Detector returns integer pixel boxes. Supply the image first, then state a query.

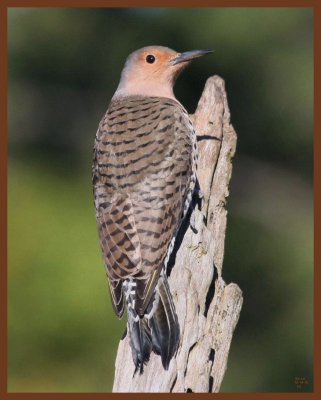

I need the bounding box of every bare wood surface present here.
[113,76,243,393]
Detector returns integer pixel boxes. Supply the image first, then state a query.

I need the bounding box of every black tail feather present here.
[127,274,180,373]
[128,316,153,374]
[149,275,180,369]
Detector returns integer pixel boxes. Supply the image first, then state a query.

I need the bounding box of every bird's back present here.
[93,95,196,309]
[95,95,194,190]
[93,95,197,371]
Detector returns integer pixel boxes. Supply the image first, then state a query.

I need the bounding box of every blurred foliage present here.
[8,8,313,392]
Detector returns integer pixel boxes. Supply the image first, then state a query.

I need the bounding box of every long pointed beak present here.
[170,49,213,65]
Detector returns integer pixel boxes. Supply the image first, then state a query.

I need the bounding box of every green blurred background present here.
[8,8,313,392]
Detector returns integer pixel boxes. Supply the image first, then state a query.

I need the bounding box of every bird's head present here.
[114,46,212,100]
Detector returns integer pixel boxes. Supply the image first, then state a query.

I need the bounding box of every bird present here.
[92,45,212,373]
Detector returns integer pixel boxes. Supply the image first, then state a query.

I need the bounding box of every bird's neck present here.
[113,80,177,101]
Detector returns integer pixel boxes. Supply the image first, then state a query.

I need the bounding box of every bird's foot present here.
[193,179,204,211]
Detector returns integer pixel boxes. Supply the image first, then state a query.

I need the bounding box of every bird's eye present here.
[146,54,156,64]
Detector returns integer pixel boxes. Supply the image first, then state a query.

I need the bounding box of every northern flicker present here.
[92,46,212,373]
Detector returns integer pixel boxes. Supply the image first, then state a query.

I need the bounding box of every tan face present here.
[114,46,212,100]
[122,46,185,87]
[135,47,178,67]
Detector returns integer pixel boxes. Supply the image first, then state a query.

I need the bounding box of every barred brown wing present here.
[93,95,194,317]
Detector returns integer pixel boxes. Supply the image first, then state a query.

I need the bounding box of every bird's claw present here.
[193,184,204,211]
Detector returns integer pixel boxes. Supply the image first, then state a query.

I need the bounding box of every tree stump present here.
[112,75,243,393]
